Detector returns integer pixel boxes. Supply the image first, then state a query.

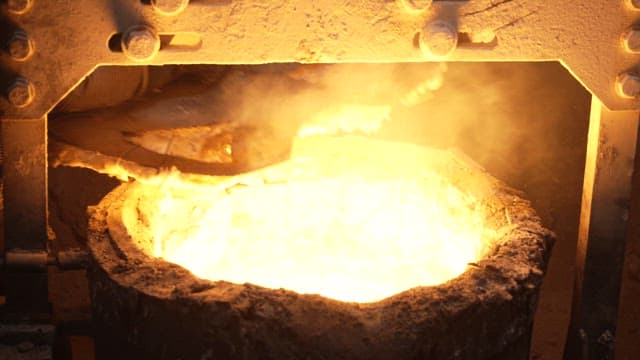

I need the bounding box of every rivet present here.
[419,21,458,59]
[7,78,35,108]
[121,25,161,62]
[151,0,189,16]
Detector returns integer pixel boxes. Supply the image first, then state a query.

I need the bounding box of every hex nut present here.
[151,0,189,16]
[7,31,34,61]
[7,0,33,14]
[121,25,161,62]
[7,78,35,108]
[399,0,433,12]
[419,21,458,59]
[616,73,640,99]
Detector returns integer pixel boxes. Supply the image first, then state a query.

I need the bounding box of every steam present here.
[71,62,587,190]
[209,61,588,187]
[213,62,447,140]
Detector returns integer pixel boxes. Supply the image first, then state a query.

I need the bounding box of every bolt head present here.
[616,73,640,99]
[151,0,189,16]
[628,0,640,10]
[7,79,35,108]
[7,31,33,61]
[622,28,640,53]
[121,25,160,62]
[399,0,432,12]
[7,0,33,14]
[419,21,458,59]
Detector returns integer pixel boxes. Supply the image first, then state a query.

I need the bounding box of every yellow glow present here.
[298,104,392,137]
[123,135,497,303]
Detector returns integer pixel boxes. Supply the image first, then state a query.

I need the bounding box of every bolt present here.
[151,0,189,16]
[616,73,640,98]
[7,31,33,61]
[6,78,35,108]
[7,0,33,14]
[623,28,640,53]
[628,0,640,10]
[419,21,458,59]
[399,0,433,12]
[121,25,161,62]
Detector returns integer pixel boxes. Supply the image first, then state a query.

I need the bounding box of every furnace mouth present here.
[97,135,548,303]
[88,136,554,359]
[122,136,503,302]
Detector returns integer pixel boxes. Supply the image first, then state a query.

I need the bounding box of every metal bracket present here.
[1,0,640,117]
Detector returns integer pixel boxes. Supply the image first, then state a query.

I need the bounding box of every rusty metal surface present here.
[565,97,640,360]
[1,118,47,250]
[0,0,639,118]
[1,117,49,314]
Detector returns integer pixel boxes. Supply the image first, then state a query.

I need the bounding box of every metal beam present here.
[564,97,640,360]
[1,116,49,316]
[1,0,640,118]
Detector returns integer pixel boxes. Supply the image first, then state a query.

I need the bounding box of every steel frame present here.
[1,1,639,358]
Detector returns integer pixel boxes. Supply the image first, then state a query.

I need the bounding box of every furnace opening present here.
[122,136,503,302]
[51,62,569,303]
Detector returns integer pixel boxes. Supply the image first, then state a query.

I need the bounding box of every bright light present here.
[123,135,497,303]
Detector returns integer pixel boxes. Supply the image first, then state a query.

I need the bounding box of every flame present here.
[121,129,498,303]
[297,104,392,137]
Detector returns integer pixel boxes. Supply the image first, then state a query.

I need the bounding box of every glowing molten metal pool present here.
[122,136,499,302]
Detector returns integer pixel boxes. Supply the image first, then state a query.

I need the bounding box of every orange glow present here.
[122,134,498,303]
[297,104,392,137]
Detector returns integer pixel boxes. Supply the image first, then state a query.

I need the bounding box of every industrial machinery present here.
[1,1,639,358]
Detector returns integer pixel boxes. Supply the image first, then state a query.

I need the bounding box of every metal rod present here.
[0,249,89,270]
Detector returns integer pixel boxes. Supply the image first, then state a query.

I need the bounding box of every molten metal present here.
[123,136,499,303]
